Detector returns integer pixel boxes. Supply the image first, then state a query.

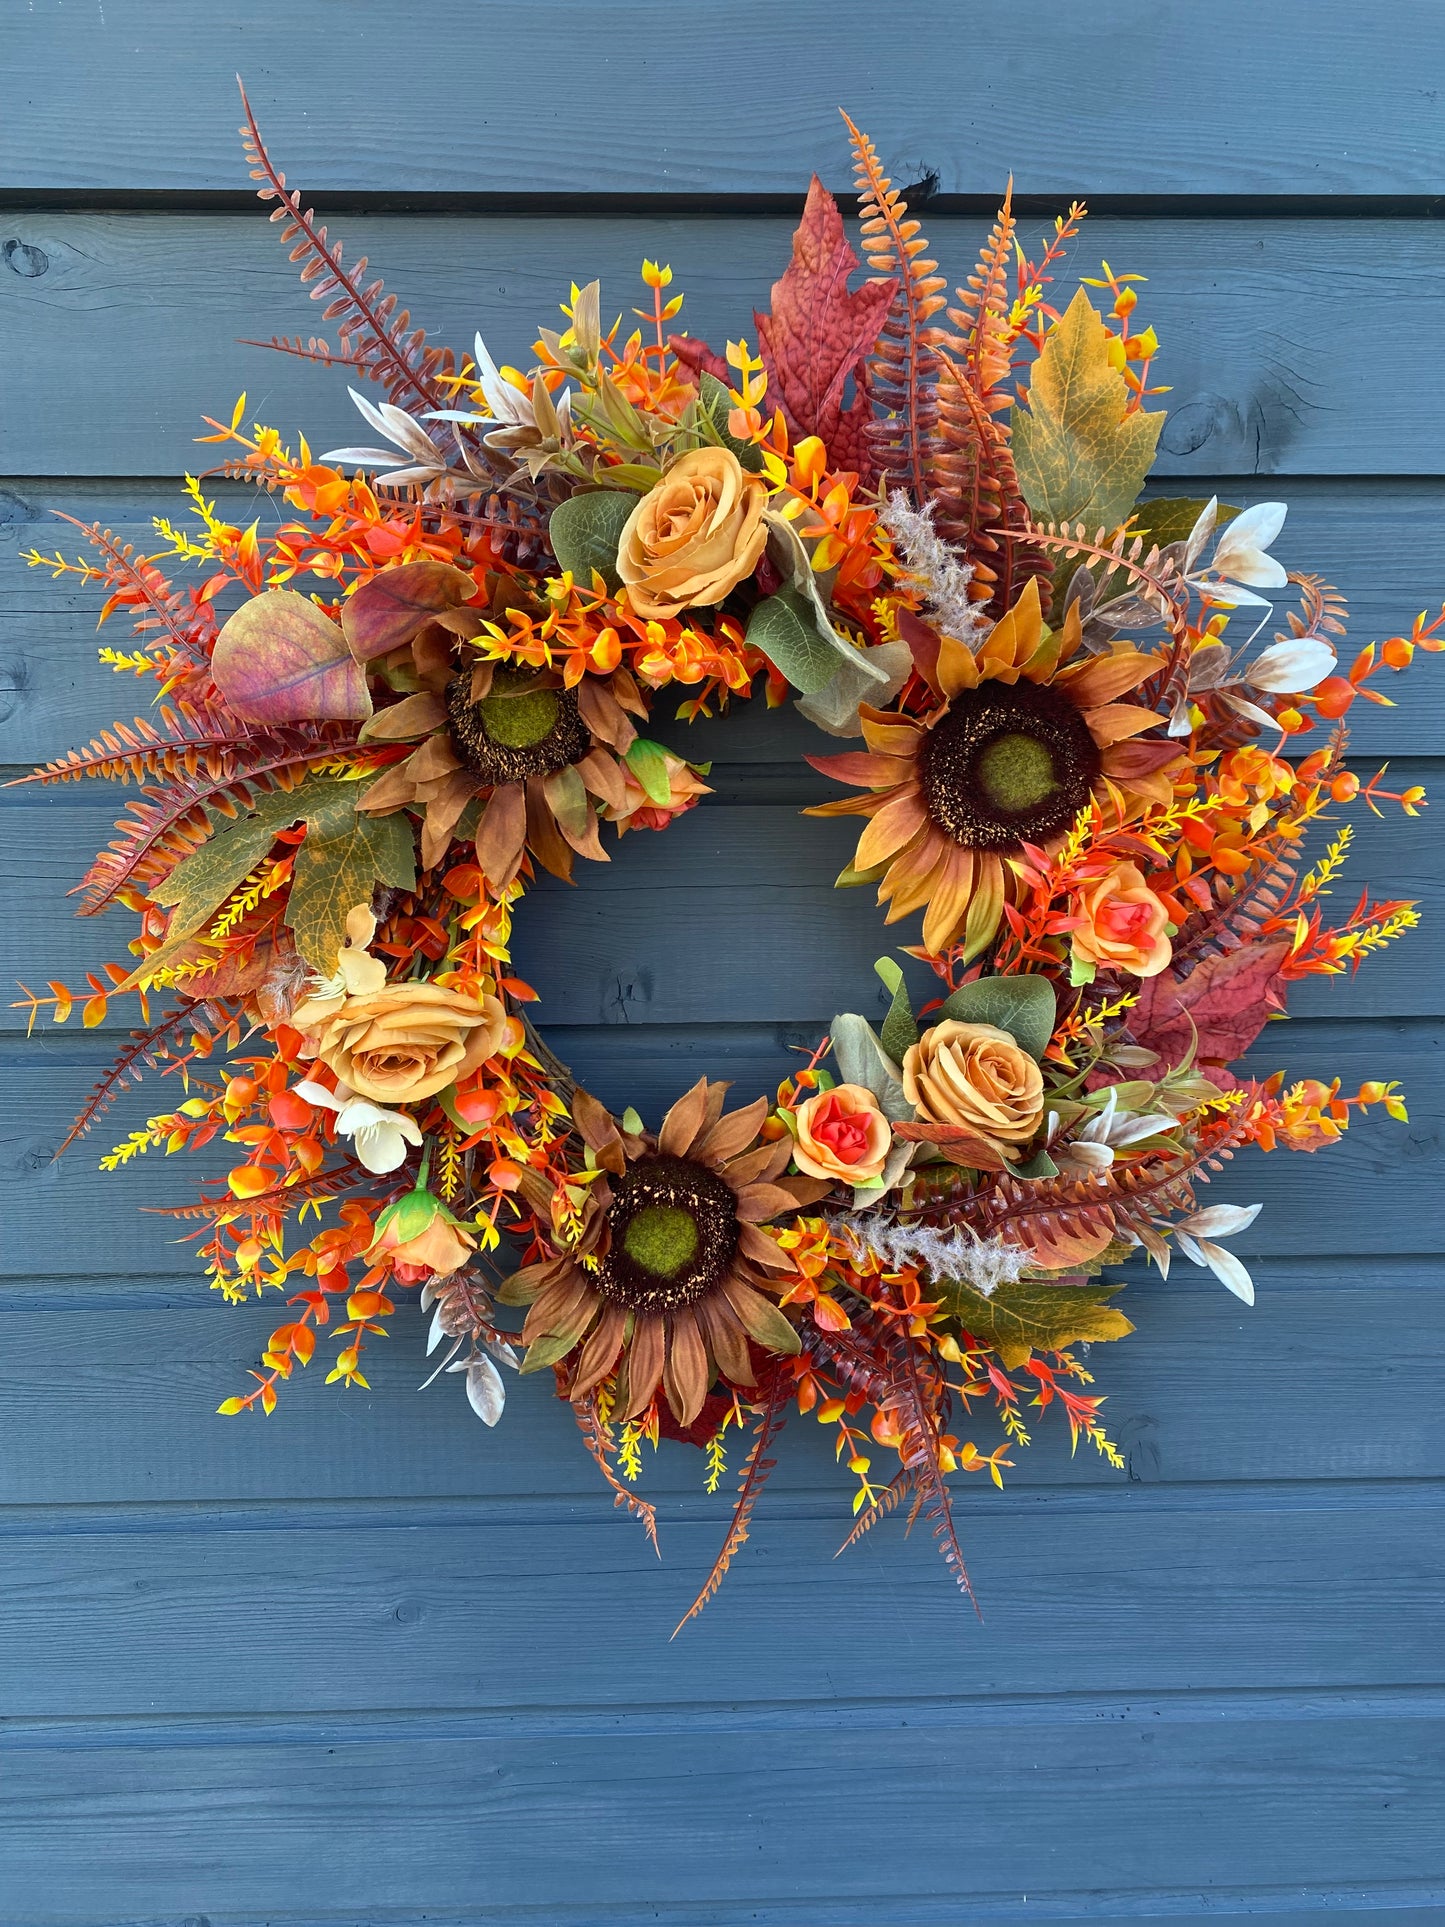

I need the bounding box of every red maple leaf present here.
[754,176,897,482]
[1125,940,1293,1073]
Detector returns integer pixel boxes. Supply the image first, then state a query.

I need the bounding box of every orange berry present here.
[1330,772,1361,803]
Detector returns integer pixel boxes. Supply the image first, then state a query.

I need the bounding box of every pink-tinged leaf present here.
[666,334,730,385]
[340,561,478,662]
[753,177,898,480]
[212,590,371,723]
[1126,940,1292,1071]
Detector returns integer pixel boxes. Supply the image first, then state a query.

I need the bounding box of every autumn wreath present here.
[17,96,1440,1620]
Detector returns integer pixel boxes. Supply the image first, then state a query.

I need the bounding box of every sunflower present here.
[807,578,1184,957]
[499,1079,831,1426]
[358,655,654,884]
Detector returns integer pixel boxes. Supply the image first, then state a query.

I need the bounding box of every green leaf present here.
[726,1286,802,1356]
[547,490,636,591]
[874,956,918,1061]
[697,371,765,472]
[829,1013,911,1122]
[520,1329,585,1375]
[746,589,844,695]
[151,787,302,941]
[624,737,674,805]
[1013,1147,1060,1181]
[936,974,1056,1061]
[620,1106,644,1136]
[1130,497,1239,550]
[1069,951,1097,988]
[1012,289,1164,539]
[933,1277,1134,1371]
[281,777,417,972]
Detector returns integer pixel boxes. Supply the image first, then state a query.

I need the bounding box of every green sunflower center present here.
[975,731,1060,814]
[477,677,560,748]
[622,1204,699,1278]
[446,665,589,784]
[920,677,1101,851]
[597,1153,739,1315]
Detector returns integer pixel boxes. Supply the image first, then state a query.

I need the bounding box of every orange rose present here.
[1071,862,1173,979]
[616,447,768,618]
[902,1020,1044,1155]
[295,982,506,1104]
[604,749,711,834]
[792,1083,891,1183]
[369,1188,477,1281]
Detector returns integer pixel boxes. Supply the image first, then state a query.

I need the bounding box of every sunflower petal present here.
[662,1310,709,1425]
[694,1095,768,1166]
[1084,702,1166,746]
[620,1313,667,1418]
[804,749,912,788]
[658,1077,711,1157]
[723,1137,793,1187]
[921,840,975,955]
[855,787,929,870]
[959,851,1007,960]
[721,1276,802,1355]
[1057,648,1157,707]
[475,781,527,887]
[737,1220,792,1270]
[697,1291,755,1384]
[568,1301,628,1401]
[732,1181,809,1222]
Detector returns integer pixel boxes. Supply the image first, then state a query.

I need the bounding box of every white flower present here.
[1245,635,1337,694]
[320,387,450,488]
[1173,1202,1263,1304]
[294,1080,423,1174]
[1047,1089,1178,1179]
[1188,499,1289,608]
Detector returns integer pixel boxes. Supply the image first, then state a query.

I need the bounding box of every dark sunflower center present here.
[596,1153,739,1315]
[919,677,1100,850]
[446,666,589,784]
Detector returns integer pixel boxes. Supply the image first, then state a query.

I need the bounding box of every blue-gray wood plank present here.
[1,4,1442,1920]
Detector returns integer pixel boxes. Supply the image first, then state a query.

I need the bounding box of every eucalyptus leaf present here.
[936,974,1057,1062]
[829,1013,911,1122]
[1013,1147,1060,1181]
[548,490,636,591]
[745,589,843,695]
[874,956,918,1061]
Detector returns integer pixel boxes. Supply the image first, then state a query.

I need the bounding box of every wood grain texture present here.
[0,1492,1438,1715]
[4,0,1445,196]
[2,213,1444,476]
[0,1707,1439,1919]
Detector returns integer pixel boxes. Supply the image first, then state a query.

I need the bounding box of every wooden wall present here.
[2,3,1443,1919]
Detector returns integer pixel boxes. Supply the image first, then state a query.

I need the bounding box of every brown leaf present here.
[340,561,477,662]
[753,177,897,479]
[892,1120,1015,1171]
[1126,940,1292,1071]
[212,590,371,724]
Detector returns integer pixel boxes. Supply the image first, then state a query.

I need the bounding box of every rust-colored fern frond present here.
[1169,849,1304,974]
[57,519,216,668]
[887,1336,978,1613]
[842,112,947,504]
[1286,572,1349,641]
[237,82,457,419]
[933,356,1054,617]
[574,1396,661,1557]
[236,333,373,373]
[77,734,356,915]
[142,1155,374,1223]
[58,1000,239,1155]
[11,702,242,790]
[673,1376,788,1634]
[835,1467,910,1556]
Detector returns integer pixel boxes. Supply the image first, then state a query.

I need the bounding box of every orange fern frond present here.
[842,111,947,504]
[11,703,241,789]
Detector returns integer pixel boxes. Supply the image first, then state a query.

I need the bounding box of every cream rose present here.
[295,982,506,1104]
[902,1020,1044,1155]
[616,446,768,618]
[792,1083,891,1184]
[1071,862,1173,979]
